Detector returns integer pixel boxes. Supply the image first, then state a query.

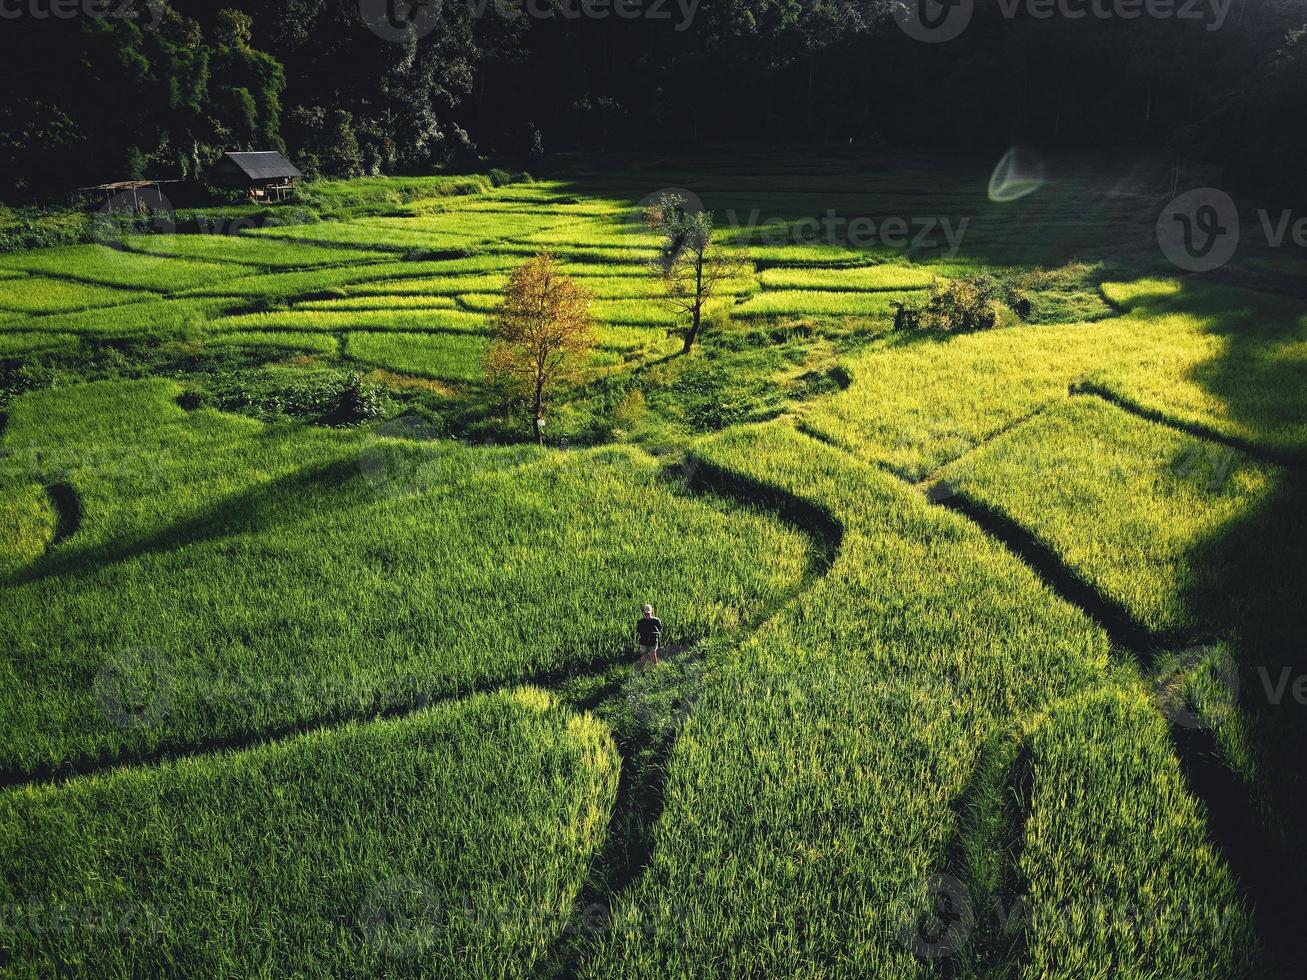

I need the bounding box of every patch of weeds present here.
[185,365,397,427]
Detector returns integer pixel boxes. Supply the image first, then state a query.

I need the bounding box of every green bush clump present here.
[488,168,531,187]
[330,371,390,426]
[0,205,96,253]
[893,274,1025,333]
[191,366,394,426]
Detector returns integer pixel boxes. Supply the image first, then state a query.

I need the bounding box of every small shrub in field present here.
[895,274,1022,333]
[330,371,390,426]
[488,168,530,187]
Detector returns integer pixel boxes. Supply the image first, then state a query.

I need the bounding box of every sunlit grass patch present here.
[1018,685,1255,978]
[557,262,651,277]
[123,234,391,269]
[0,275,154,314]
[519,224,664,251]
[488,241,661,263]
[246,220,490,253]
[0,244,246,292]
[583,422,1108,975]
[355,213,563,239]
[295,295,460,311]
[28,297,231,341]
[182,257,521,301]
[212,308,488,335]
[345,330,487,381]
[742,243,875,266]
[350,274,510,297]
[0,480,55,578]
[0,330,81,358]
[940,397,1279,636]
[802,317,1204,480]
[758,264,939,291]
[1100,277,1183,311]
[1083,325,1307,459]
[451,198,631,218]
[0,380,809,771]
[0,689,618,977]
[734,288,922,319]
[457,292,680,328]
[592,324,674,352]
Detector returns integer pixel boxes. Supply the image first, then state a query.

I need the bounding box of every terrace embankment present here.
[930,489,1167,656]
[922,447,1295,976]
[1073,384,1307,471]
[540,452,846,978]
[1,436,839,796]
[44,481,81,547]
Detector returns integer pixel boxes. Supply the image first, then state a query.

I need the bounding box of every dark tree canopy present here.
[2,0,1304,201]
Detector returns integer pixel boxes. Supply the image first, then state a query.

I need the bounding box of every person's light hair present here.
[643,604,653,614]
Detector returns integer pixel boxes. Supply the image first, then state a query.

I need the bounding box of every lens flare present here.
[988,148,1046,203]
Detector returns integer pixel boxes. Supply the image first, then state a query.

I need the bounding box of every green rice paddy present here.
[2,159,1304,976]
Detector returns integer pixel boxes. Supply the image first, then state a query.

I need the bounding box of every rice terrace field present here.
[2,154,1306,978]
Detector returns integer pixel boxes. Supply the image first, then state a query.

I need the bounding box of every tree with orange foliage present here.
[485,253,595,444]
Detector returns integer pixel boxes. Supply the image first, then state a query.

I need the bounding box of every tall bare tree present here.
[647,193,747,353]
[485,254,595,444]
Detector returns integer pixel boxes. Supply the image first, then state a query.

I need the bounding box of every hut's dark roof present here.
[214,151,303,181]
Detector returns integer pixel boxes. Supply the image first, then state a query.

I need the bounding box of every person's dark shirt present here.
[637,616,662,646]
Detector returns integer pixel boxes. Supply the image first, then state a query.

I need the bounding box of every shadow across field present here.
[7,459,369,588]
[942,277,1306,973]
[1175,471,1307,973]
[1,434,848,980]
[45,481,80,546]
[931,487,1172,656]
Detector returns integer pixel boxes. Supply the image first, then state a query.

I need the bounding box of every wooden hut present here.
[210,151,303,203]
[73,179,172,211]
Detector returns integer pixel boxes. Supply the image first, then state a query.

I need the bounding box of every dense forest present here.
[2,0,1304,201]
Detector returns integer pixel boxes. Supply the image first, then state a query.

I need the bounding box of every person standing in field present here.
[637,604,662,667]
